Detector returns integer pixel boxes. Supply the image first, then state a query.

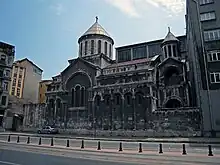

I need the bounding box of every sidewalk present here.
[1,131,220,144]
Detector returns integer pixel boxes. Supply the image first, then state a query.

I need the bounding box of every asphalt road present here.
[0,142,220,165]
[0,134,219,155]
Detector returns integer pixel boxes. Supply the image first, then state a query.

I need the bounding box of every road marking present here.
[0,161,22,165]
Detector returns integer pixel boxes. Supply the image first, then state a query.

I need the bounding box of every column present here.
[109,96,113,130]
[100,99,104,130]
[132,96,136,130]
[54,99,57,121]
[63,102,67,128]
[92,100,95,129]
[121,95,125,129]
[171,44,174,57]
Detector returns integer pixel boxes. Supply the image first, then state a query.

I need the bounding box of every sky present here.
[0,0,186,79]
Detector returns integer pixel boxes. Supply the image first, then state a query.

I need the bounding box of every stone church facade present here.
[23,18,201,136]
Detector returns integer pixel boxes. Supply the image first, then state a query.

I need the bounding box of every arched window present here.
[81,87,85,106]
[98,40,101,53]
[85,41,88,55]
[80,43,83,56]
[109,44,112,58]
[168,45,172,57]
[91,40,94,54]
[116,95,120,105]
[173,45,177,57]
[164,46,167,58]
[105,42,107,55]
[126,95,131,105]
[71,88,74,107]
[137,95,142,105]
[75,86,80,107]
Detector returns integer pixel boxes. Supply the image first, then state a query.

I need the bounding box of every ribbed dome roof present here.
[162,27,179,44]
[82,17,110,37]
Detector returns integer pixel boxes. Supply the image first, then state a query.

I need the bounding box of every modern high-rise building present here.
[9,58,43,103]
[0,41,15,127]
[187,0,220,136]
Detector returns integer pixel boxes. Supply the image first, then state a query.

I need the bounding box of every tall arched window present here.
[81,87,85,106]
[75,86,80,107]
[85,41,88,55]
[173,45,177,57]
[105,41,107,55]
[168,45,172,57]
[91,40,94,54]
[98,40,101,53]
[80,43,83,56]
[71,89,74,107]
[109,44,112,58]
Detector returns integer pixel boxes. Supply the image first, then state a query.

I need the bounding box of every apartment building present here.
[187,0,220,136]
[10,58,43,103]
[38,80,52,104]
[0,41,15,127]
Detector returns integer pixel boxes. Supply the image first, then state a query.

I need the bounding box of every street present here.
[0,141,220,165]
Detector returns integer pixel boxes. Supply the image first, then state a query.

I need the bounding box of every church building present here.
[28,17,201,134]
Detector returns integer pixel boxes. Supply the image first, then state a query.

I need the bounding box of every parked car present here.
[37,126,59,134]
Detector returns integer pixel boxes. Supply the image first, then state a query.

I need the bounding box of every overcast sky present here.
[0,0,186,79]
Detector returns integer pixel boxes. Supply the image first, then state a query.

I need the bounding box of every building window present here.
[3,82,8,91]
[168,45,172,57]
[115,95,120,105]
[199,0,214,5]
[200,12,216,21]
[137,95,142,105]
[133,46,147,60]
[80,43,83,56]
[208,50,220,62]
[0,55,6,61]
[1,96,7,106]
[104,42,107,55]
[126,95,131,105]
[210,73,220,83]
[75,86,80,107]
[91,40,94,54]
[18,79,21,87]
[109,44,112,58]
[17,88,20,97]
[204,29,220,41]
[14,66,18,73]
[5,70,10,77]
[19,68,23,75]
[71,88,74,107]
[98,40,102,53]
[12,78,16,86]
[81,87,85,106]
[85,41,88,55]
[164,46,167,58]
[173,45,177,57]
[11,87,15,95]
[118,49,131,62]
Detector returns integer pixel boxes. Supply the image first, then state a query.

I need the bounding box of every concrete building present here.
[22,17,201,137]
[0,41,15,127]
[186,0,220,136]
[10,58,43,103]
[38,80,52,104]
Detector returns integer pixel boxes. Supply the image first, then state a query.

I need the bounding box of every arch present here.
[114,93,122,105]
[135,92,144,106]
[124,92,132,106]
[103,94,111,106]
[163,96,183,108]
[163,66,181,86]
[94,95,101,106]
[65,71,92,90]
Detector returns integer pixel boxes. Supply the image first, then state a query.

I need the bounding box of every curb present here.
[1,133,220,144]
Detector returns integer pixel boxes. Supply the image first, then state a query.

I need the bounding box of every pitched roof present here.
[162,28,179,44]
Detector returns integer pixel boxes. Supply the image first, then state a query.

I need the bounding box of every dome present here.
[162,27,179,44]
[81,17,110,37]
